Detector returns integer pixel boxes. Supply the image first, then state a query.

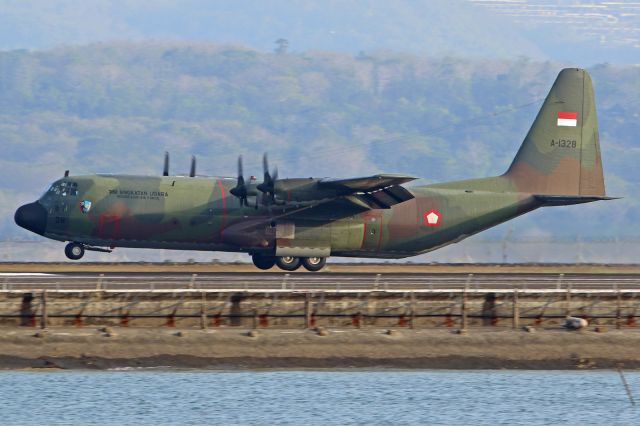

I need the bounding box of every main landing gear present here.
[251,254,327,272]
[276,256,301,271]
[300,256,326,272]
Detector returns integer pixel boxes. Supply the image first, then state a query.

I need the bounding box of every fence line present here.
[4,287,640,331]
[2,273,640,291]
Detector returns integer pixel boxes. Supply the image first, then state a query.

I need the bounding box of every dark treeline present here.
[1,43,638,239]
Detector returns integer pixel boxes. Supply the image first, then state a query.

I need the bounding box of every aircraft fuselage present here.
[16,174,540,259]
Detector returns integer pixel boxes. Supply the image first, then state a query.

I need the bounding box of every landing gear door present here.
[274,222,331,257]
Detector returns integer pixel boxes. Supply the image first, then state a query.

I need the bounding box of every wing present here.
[318,173,418,209]
[236,173,418,227]
[266,174,418,224]
[319,173,417,191]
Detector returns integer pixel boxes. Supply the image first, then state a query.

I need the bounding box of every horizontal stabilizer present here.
[535,194,618,206]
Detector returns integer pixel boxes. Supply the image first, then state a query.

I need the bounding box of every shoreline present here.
[4,356,640,371]
[2,327,640,371]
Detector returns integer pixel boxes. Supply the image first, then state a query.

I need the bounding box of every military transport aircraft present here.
[15,68,610,271]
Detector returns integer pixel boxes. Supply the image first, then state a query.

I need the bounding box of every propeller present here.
[229,155,249,206]
[257,153,278,204]
[163,152,170,176]
[189,155,196,177]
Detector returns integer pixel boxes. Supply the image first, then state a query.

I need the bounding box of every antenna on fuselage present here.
[163,152,170,176]
[189,155,196,177]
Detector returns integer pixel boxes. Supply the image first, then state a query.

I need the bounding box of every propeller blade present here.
[229,155,248,206]
[256,153,280,206]
[189,155,196,177]
[263,153,269,181]
[257,153,275,195]
[163,152,170,176]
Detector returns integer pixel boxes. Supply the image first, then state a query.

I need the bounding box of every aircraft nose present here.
[14,202,47,235]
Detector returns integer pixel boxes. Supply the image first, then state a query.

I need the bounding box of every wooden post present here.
[617,289,622,330]
[461,285,468,331]
[410,292,416,329]
[200,291,207,330]
[363,294,370,329]
[512,289,519,329]
[304,293,311,329]
[565,285,572,318]
[40,290,47,329]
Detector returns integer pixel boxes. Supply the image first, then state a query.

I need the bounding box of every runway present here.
[2,271,640,291]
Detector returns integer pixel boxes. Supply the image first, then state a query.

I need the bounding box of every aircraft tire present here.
[301,257,326,272]
[252,254,276,270]
[276,256,301,271]
[64,243,85,260]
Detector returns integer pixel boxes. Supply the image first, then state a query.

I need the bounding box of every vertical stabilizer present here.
[505,68,605,196]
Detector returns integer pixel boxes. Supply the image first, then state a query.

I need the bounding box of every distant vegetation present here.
[1,43,638,240]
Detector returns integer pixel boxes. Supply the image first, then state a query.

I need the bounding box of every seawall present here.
[1,288,640,369]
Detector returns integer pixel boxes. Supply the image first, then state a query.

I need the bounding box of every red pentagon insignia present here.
[423,209,441,227]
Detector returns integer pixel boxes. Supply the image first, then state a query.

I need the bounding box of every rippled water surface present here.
[2,370,640,425]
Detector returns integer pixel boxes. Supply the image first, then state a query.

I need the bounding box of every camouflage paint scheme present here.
[16,69,609,260]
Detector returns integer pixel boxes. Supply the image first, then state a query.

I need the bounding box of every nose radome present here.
[15,202,47,235]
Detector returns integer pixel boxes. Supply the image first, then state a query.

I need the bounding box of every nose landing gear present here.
[64,242,112,260]
[64,242,85,260]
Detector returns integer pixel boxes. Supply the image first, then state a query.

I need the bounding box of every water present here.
[1,370,639,425]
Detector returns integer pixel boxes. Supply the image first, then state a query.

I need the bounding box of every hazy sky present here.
[1,0,637,64]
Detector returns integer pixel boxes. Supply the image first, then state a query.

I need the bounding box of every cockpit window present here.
[48,181,78,197]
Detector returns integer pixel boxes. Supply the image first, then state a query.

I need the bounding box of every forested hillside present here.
[1,43,638,240]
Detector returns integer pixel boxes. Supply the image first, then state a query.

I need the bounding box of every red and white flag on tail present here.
[557,111,577,127]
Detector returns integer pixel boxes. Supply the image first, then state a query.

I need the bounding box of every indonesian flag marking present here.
[557,111,577,127]
[423,209,441,227]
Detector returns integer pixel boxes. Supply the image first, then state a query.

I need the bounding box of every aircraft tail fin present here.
[504,68,605,197]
